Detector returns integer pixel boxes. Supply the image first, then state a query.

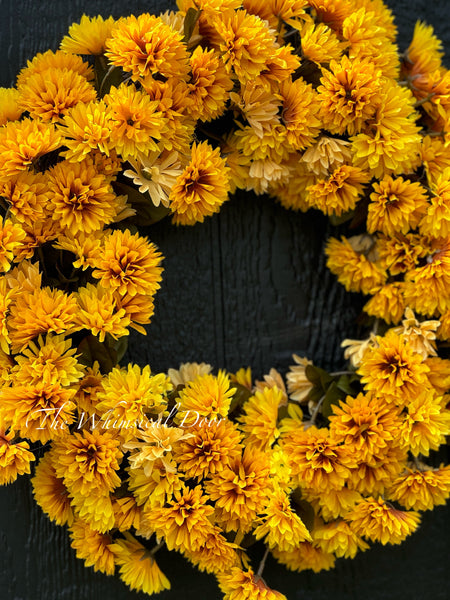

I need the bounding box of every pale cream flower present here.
[341,334,378,368]
[393,307,440,359]
[255,368,288,405]
[167,362,213,387]
[286,355,314,403]
[301,136,352,177]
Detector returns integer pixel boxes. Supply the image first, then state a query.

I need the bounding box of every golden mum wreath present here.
[1,1,450,598]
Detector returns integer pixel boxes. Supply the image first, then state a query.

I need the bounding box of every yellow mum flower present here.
[14,219,60,262]
[345,496,420,545]
[306,164,370,216]
[0,87,22,125]
[16,49,93,87]
[113,291,155,335]
[109,533,170,594]
[188,46,233,122]
[272,541,335,573]
[205,446,271,533]
[363,282,407,325]
[318,56,381,136]
[421,135,450,186]
[347,443,408,496]
[105,13,189,81]
[170,141,230,225]
[52,429,122,497]
[53,230,105,271]
[104,83,168,160]
[253,486,312,551]
[98,364,171,425]
[392,307,439,359]
[238,386,284,451]
[70,490,116,533]
[231,82,281,139]
[282,425,355,492]
[112,495,141,532]
[8,286,77,353]
[400,392,450,456]
[60,15,116,55]
[419,169,450,238]
[367,175,429,236]
[404,21,443,79]
[302,486,361,521]
[329,393,401,463]
[214,9,277,84]
[325,235,387,295]
[47,159,119,235]
[0,429,35,485]
[300,20,346,65]
[0,171,47,223]
[17,67,96,123]
[59,100,112,162]
[0,219,26,273]
[70,518,115,575]
[0,118,63,180]
[388,465,450,511]
[173,418,242,479]
[12,334,84,387]
[186,527,240,575]
[0,381,76,443]
[218,567,287,600]
[313,519,369,559]
[91,228,163,297]
[128,458,183,510]
[279,77,321,151]
[309,0,351,32]
[254,44,300,90]
[74,283,131,342]
[175,370,236,424]
[358,331,430,405]
[144,484,214,551]
[377,233,429,277]
[31,452,73,526]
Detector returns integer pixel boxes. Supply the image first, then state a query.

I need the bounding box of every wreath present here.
[0,1,450,598]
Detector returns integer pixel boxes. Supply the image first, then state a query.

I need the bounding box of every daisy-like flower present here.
[301,136,352,178]
[70,490,116,533]
[0,118,63,180]
[17,67,96,123]
[367,176,428,236]
[123,423,190,476]
[170,141,230,226]
[74,283,131,342]
[300,20,346,65]
[205,446,271,533]
[8,286,77,353]
[253,486,312,551]
[58,100,112,162]
[214,9,277,84]
[123,150,183,208]
[313,519,369,559]
[188,46,233,122]
[60,15,116,55]
[400,392,450,456]
[175,370,236,425]
[16,50,93,87]
[128,457,183,510]
[97,364,171,425]
[0,87,22,125]
[0,429,35,485]
[143,484,214,552]
[52,429,122,497]
[31,452,73,526]
[91,228,163,297]
[329,393,401,462]
[325,235,387,295]
[47,159,118,235]
[238,386,284,451]
[318,56,381,136]
[12,334,84,387]
[0,171,47,223]
[113,291,155,335]
[363,282,407,325]
[306,164,370,216]
[388,465,450,511]
[272,541,335,573]
[70,518,115,575]
[104,84,167,160]
[109,533,170,594]
[285,355,313,402]
[345,496,420,545]
[358,331,430,405]
[281,425,355,492]
[105,13,189,81]
[392,308,439,359]
[173,418,242,480]
[279,77,321,151]
[0,382,76,443]
[218,567,287,600]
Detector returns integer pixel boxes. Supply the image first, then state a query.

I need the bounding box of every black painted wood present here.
[0,1,449,599]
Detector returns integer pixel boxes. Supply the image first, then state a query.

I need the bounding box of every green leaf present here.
[322,381,346,419]
[335,374,357,396]
[329,209,355,226]
[183,8,202,43]
[77,334,117,373]
[305,386,324,405]
[305,364,333,390]
[113,181,170,226]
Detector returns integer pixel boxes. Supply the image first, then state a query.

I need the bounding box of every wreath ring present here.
[0,1,450,598]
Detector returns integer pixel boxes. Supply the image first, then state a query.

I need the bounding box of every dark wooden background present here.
[0,1,449,598]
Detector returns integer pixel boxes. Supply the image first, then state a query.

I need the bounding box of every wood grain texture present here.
[0,1,449,598]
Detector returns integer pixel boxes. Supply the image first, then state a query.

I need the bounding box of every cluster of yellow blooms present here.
[0,0,449,598]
